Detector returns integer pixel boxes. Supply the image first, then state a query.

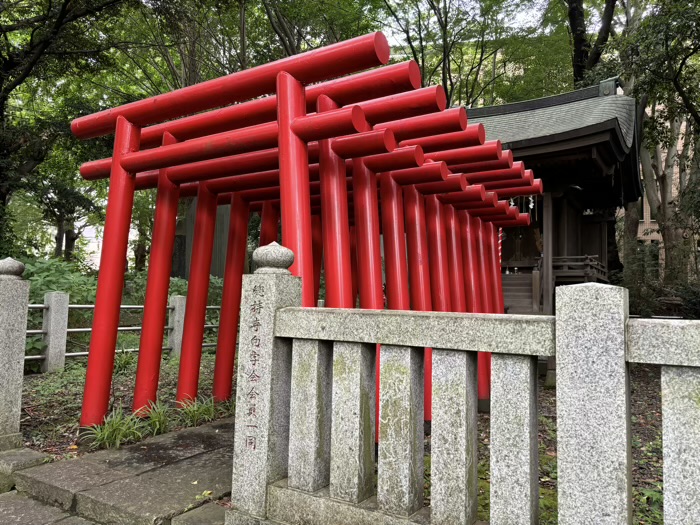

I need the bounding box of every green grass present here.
[82,406,147,450]
[22,353,235,454]
[178,397,217,427]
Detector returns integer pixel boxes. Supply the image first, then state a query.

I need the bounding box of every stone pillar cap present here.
[253,242,294,274]
[0,258,25,280]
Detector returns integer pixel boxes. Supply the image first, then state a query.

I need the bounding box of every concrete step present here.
[0,490,96,524]
[15,419,234,525]
[504,291,532,297]
[0,448,51,494]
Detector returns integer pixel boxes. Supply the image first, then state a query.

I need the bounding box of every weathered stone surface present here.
[55,517,98,524]
[661,365,700,524]
[0,258,24,278]
[275,308,554,356]
[490,354,538,524]
[0,433,22,452]
[0,490,80,524]
[16,419,233,512]
[230,270,301,520]
[75,447,232,525]
[288,338,332,492]
[628,318,700,367]
[172,501,226,525]
[556,283,631,524]
[14,458,133,510]
[330,341,376,504]
[377,345,423,517]
[42,292,69,373]
[263,479,475,525]
[87,418,233,475]
[0,261,29,451]
[431,349,478,525]
[0,448,50,493]
[252,242,294,274]
[168,295,187,357]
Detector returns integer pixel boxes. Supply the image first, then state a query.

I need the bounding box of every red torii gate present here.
[71,32,541,427]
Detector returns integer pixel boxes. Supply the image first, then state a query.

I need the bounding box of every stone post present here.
[431,349,478,525]
[377,345,424,516]
[288,338,332,492]
[227,243,301,525]
[41,292,69,373]
[168,295,186,357]
[556,283,631,524]
[0,258,30,451]
[661,365,700,524]
[329,341,376,504]
[490,354,539,524]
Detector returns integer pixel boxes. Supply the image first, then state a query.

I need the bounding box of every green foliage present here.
[113,350,137,375]
[216,398,236,419]
[144,401,173,437]
[635,486,664,524]
[23,258,98,304]
[177,398,217,427]
[82,406,147,450]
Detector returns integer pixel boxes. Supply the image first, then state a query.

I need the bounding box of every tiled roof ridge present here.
[466,80,621,119]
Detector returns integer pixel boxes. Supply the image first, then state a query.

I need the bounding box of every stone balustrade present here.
[226,242,700,525]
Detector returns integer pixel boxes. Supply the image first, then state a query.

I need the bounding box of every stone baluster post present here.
[556,283,631,524]
[41,291,69,373]
[0,258,30,451]
[227,242,301,524]
[168,295,186,357]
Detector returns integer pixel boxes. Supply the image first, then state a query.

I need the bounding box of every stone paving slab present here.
[171,501,226,524]
[75,446,232,525]
[14,455,136,510]
[15,418,233,516]
[0,491,97,524]
[0,448,50,493]
[86,418,233,476]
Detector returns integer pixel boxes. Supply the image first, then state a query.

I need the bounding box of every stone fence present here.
[23,293,219,373]
[227,244,700,525]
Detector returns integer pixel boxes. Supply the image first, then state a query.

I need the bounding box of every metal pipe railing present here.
[24,297,219,367]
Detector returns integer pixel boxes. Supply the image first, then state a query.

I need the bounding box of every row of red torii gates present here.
[71,32,541,428]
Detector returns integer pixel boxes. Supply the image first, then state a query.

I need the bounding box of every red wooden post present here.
[317,95,353,308]
[311,214,323,304]
[80,116,140,427]
[176,183,217,403]
[403,185,434,421]
[474,217,492,407]
[352,159,383,309]
[133,132,180,414]
[213,193,250,401]
[445,205,467,312]
[259,201,279,246]
[277,72,315,307]
[380,172,410,310]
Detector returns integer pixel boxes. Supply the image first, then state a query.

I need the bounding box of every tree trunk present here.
[64,226,79,261]
[134,225,149,272]
[0,181,16,257]
[622,201,640,270]
[566,0,590,83]
[54,219,65,258]
[661,225,689,284]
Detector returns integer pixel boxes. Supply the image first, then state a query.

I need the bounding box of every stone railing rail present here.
[23,293,220,372]
[226,243,700,525]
